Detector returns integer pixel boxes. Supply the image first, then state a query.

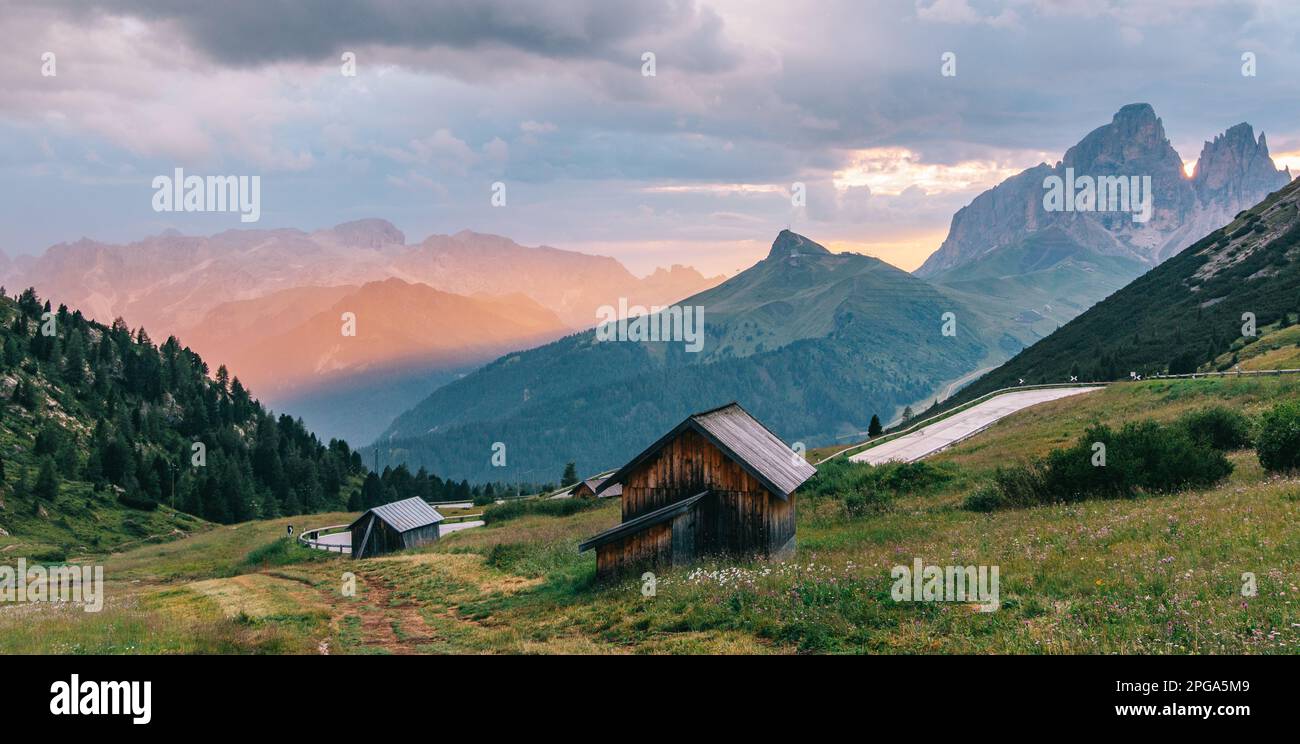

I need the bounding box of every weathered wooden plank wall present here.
[623,429,764,520]
[596,521,671,577]
[596,426,800,579]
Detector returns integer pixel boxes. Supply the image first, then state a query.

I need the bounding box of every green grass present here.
[481,496,605,525]
[7,378,1300,654]
[95,511,356,582]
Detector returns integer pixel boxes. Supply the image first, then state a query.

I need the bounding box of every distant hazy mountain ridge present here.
[1,223,722,442]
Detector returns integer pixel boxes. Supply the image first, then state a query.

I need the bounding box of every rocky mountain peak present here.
[1113,102,1158,125]
[319,218,406,249]
[1061,102,1179,174]
[1192,123,1290,199]
[767,229,831,260]
[917,104,1292,278]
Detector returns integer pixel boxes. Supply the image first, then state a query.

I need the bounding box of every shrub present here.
[804,458,949,498]
[120,516,152,536]
[1177,406,1252,451]
[843,488,885,517]
[482,497,604,524]
[965,420,1233,510]
[1048,421,1231,499]
[240,537,330,571]
[1256,401,1300,472]
[803,458,952,517]
[961,483,1005,512]
[994,462,1052,506]
[117,492,159,511]
[25,546,68,563]
[1167,350,1201,375]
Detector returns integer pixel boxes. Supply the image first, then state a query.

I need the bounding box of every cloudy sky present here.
[2,0,1299,275]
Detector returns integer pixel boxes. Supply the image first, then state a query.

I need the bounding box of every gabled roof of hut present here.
[349,497,444,533]
[594,402,816,500]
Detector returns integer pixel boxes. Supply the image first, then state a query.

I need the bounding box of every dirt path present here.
[346,570,445,654]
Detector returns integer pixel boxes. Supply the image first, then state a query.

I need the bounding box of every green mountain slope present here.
[373,231,1034,483]
[957,176,1300,399]
[928,227,1148,328]
[0,287,368,558]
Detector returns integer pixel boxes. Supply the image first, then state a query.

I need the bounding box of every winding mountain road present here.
[849,387,1100,465]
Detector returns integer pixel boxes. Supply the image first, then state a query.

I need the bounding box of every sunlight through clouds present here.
[832,147,1049,196]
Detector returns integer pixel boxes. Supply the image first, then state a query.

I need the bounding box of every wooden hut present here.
[571,476,623,500]
[579,402,815,580]
[349,497,444,559]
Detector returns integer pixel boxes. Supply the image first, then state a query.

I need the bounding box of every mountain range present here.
[956,174,1300,398]
[0,224,722,442]
[369,230,1037,482]
[1,103,1290,484]
[917,103,1291,330]
[368,104,1294,483]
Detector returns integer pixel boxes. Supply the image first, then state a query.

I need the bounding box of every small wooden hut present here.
[571,476,623,500]
[350,497,444,559]
[579,402,815,580]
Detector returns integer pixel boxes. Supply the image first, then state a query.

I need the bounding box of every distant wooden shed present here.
[571,476,622,500]
[579,402,815,580]
[350,497,444,559]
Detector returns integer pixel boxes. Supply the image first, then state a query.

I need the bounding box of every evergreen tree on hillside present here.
[868,414,883,437]
[34,457,59,504]
[561,462,578,487]
[0,287,382,529]
[62,329,86,385]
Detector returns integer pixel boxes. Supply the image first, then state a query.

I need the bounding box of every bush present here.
[803,458,949,498]
[1167,350,1201,375]
[804,459,952,517]
[25,546,68,563]
[1177,406,1252,450]
[482,497,604,524]
[240,537,330,571]
[843,488,885,517]
[120,516,152,536]
[1256,401,1300,472]
[961,483,1005,512]
[979,463,1052,510]
[965,419,1233,511]
[117,492,159,511]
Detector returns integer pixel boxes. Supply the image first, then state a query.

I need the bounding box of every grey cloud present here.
[42,0,738,71]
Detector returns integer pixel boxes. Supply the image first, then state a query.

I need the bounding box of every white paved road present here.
[849,387,1100,465]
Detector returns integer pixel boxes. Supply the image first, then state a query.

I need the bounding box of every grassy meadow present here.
[4,377,1300,654]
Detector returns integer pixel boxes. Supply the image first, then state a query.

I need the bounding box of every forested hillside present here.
[0,287,366,554]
